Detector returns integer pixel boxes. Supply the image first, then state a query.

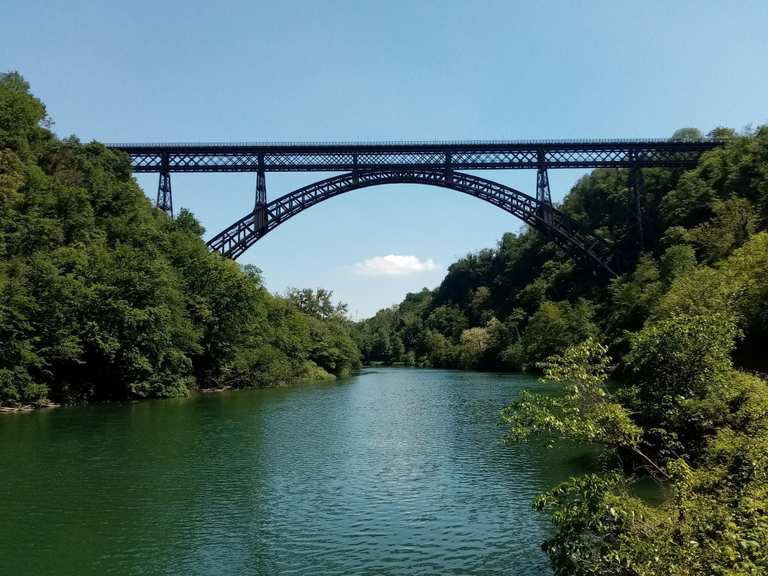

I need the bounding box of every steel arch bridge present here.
[108,139,725,276]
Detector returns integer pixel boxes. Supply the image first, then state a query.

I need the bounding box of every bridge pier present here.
[536,166,552,204]
[156,155,173,216]
[254,155,268,231]
[536,151,553,225]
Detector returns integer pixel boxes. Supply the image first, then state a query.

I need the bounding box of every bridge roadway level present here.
[110,139,721,173]
[107,139,725,275]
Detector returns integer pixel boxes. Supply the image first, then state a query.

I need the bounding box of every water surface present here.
[1,368,593,575]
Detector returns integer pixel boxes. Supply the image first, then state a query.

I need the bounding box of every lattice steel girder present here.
[254,168,267,231]
[109,139,724,173]
[536,167,551,205]
[156,171,173,216]
[206,169,617,276]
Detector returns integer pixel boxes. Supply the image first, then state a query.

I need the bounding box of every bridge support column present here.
[254,155,267,231]
[536,151,553,225]
[536,166,551,204]
[156,155,173,216]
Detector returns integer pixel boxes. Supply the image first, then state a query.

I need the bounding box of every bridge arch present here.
[206,169,617,276]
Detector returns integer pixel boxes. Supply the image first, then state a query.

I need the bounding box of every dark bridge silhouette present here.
[108,139,724,276]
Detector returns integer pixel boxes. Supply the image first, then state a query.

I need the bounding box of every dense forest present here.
[354,125,768,571]
[0,72,360,408]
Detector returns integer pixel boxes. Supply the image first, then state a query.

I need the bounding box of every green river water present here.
[0,368,597,575]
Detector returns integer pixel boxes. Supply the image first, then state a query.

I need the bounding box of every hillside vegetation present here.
[0,72,360,407]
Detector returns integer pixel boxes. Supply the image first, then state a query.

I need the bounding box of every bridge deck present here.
[108,139,724,173]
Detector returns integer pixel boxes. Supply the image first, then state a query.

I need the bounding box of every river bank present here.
[0,368,352,415]
[0,401,60,414]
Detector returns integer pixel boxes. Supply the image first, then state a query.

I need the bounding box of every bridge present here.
[108,139,724,276]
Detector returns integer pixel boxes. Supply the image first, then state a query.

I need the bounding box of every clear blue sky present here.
[3,0,767,317]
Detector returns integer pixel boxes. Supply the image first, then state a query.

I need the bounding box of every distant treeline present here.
[0,72,360,407]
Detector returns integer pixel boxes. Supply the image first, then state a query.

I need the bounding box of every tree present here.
[671,127,704,141]
[458,326,494,369]
[606,254,664,339]
[425,305,468,343]
[521,300,598,366]
[624,312,742,462]
[676,198,759,263]
[285,287,348,320]
[503,339,645,460]
[659,244,697,283]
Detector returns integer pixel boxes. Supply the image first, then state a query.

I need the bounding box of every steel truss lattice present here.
[156,171,173,216]
[111,139,722,173]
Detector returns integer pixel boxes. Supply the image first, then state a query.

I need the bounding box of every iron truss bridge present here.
[110,139,720,173]
[108,139,725,276]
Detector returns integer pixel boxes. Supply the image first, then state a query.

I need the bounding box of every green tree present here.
[285,287,348,320]
[521,300,598,366]
[425,305,468,343]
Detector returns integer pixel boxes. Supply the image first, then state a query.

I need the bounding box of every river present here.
[0,368,595,575]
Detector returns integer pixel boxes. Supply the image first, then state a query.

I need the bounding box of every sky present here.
[3,0,767,317]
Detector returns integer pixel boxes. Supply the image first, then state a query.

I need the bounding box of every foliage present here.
[0,72,359,406]
[503,339,641,450]
[285,287,348,320]
[509,334,768,575]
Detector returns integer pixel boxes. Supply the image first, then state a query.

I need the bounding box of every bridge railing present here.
[107,137,728,149]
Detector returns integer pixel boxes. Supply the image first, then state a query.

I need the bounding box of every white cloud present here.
[354,254,438,277]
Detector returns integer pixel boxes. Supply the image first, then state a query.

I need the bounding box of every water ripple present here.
[0,368,594,575]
